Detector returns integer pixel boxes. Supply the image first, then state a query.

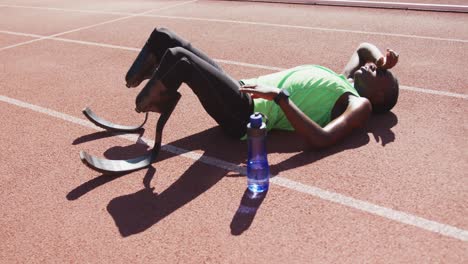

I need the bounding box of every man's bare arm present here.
[342,42,384,79]
[343,42,399,79]
[239,85,372,149]
[277,94,371,149]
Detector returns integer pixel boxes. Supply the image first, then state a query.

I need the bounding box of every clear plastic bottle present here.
[246,113,269,193]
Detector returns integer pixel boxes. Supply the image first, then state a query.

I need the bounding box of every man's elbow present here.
[304,132,337,150]
[357,42,374,51]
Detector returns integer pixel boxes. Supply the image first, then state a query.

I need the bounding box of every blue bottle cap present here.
[250,113,263,128]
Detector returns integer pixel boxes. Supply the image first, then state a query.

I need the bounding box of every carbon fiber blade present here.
[79,150,155,174]
[82,107,148,132]
[78,92,180,174]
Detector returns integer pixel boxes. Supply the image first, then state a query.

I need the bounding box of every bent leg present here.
[148,28,223,71]
[137,47,253,138]
[126,27,222,87]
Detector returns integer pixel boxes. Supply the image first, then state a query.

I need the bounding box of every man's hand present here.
[239,84,281,100]
[376,48,399,70]
[342,42,396,79]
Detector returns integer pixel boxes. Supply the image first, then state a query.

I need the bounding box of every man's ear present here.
[375,86,386,105]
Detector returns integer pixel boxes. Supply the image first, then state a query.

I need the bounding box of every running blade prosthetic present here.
[80,93,181,174]
[82,107,148,132]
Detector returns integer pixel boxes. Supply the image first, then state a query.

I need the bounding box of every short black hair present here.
[372,70,399,114]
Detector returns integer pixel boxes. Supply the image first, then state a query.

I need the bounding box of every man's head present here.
[353,62,399,114]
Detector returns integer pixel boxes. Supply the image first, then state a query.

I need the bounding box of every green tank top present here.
[240,65,359,131]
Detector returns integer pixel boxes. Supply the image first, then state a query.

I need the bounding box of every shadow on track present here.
[268,112,398,175]
[68,111,397,237]
[71,129,145,146]
[230,188,268,235]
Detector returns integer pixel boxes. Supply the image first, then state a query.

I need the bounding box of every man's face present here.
[353,62,387,106]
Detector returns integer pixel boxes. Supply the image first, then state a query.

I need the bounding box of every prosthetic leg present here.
[82,107,148,133]
[81,36,158,133]
[79,28,174,174]
[80,91,181,174]
[81,29,159,133]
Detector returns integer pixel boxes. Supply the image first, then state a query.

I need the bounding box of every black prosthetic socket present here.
[135,77,181,114]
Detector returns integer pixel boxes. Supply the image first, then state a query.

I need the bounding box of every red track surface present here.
[1,0,467,262]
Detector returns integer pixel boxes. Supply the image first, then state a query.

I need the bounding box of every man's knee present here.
[156,27,172,35]
[151,27,185,46]
[150,27,171,43]
[157,47,191,82]
[166,47,191,60]
[149,27,191,56]
[151,27,169,38]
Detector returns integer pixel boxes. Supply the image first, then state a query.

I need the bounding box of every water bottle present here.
[246,113,269,193]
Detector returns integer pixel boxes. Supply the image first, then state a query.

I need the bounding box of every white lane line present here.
[1,29,467,100]
[0,30,43,38]
[1,30,467,100]
[241,0,468,13]
[0,0,198,52]
[271,177,468,242]
[400,85,468,100]
[147,14,468,44]
[214,58,285,71]
[1,3,467,43]
[0,4,130,15]
[1,94,467,242]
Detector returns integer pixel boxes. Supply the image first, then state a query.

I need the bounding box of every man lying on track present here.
[127,27,399,149]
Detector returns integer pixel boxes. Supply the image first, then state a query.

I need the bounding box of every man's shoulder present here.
[347,95,372,127]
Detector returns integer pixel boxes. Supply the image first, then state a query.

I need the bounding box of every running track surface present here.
[0,0,467,263]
